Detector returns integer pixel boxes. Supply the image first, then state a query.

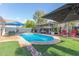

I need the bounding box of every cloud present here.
[15,17,26,23]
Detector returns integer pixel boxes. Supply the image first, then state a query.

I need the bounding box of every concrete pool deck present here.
[0,36,18,42]
[0,35,31,47]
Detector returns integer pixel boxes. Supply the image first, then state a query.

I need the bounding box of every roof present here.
[0,18,17,23]
[0,16,5,22]
[0,17,24,26]
[42,3,79,23]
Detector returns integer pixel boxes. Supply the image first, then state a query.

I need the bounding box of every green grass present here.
[33,37,79,56]
[1,37,79,56]
[0,41,31,56]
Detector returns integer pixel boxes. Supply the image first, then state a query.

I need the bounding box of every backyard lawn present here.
[0,41,31,56]
[33,37,79,56]
[0,37,79,56]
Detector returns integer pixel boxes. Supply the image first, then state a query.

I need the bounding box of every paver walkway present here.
[26,46,42,56]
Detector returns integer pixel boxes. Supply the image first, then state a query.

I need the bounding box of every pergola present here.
[42,3,79,23]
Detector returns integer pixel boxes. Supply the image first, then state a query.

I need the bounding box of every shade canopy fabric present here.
[5,22,25,26]
[42,3,79,23]
[0,22,25,26]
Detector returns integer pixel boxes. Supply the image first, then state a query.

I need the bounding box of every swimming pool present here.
[20,33,55,42]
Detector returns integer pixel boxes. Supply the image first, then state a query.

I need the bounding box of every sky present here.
[0,3,65,22]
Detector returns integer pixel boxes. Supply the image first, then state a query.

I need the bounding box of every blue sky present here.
[0,3,65,22]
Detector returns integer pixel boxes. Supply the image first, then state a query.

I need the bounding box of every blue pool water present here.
[20,33,54,42]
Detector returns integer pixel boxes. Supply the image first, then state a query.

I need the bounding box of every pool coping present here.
[19,33,61,45]
[17,35,32,47]
[32,33,61,45]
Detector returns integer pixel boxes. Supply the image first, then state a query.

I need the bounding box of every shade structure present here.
[42,3,79,23]
[4,22,25,26]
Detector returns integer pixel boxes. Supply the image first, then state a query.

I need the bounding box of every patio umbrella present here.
[42,3,79,23]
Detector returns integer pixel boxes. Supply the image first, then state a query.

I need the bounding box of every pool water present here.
[20,33,54,42]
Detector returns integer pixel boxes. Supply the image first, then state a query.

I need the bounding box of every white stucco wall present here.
[18,28,32,33]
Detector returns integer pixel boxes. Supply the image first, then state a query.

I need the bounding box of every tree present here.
[23,20,36,28]
[33,10,47,25]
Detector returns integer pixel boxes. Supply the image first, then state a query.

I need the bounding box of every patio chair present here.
[69,29,78,37]
[60,29,68,36]
[69,31,77,37]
